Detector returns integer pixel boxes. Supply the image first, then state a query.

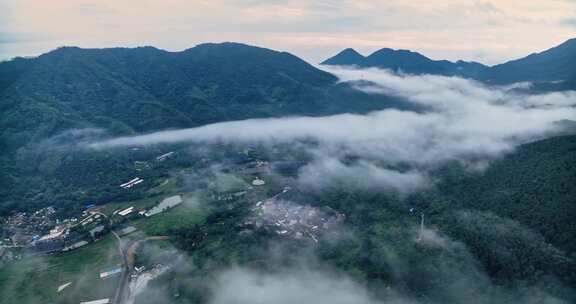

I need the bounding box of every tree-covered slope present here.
[437,135,576,254]
[322,47,488,78]
[1,43,413,148]
[161,135,576,304]
[322,38,576,88]
[0,43,412,213]
[485,38,576,85]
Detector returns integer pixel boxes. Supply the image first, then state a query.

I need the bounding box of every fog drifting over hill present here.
[90,67,576,192]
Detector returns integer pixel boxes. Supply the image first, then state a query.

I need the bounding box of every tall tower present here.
[417,213,424,242]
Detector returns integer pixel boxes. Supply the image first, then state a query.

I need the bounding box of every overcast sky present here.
[1,0,575,65]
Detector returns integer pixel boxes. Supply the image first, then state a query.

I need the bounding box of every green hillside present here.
[0,43,412,213]
[438,135,576,254]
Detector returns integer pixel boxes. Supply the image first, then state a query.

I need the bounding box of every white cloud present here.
[209,267,391,304]
[298,157,428,194]
[90,67,576,192]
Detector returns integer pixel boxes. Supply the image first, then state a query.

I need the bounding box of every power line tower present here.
[417,213,424,242]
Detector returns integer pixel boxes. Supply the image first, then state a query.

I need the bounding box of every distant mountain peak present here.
[340,48,363,56]
[366,48,431,63]
[321,48,365,66]
[322,46,488,77]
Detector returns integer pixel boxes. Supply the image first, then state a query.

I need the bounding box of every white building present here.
[118,206,134,217]
[80,299,110,304]
[57,282,72,293]
[252,178,266,186]
[145,195,183,217]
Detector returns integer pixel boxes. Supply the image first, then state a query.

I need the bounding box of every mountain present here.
[321,48,365,66]
[2,42,575,304]
[322,38,576,87]
[0,42,412,213]
[322,47,488,78]
[0,43,413,150]
[483,38,576,86]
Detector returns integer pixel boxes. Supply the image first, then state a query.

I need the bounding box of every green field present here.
[131,193,208,236]
[0,235,121,304]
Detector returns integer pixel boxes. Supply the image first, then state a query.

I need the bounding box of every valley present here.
[0,38,575,304]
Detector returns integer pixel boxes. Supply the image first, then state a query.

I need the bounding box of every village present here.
[245,187,345,243]
[0,193,184,259]
[0,147,333,259]
[0,151,183,260]
[0,146,343,304]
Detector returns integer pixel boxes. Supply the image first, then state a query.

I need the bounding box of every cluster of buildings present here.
[111,195,184,220]
[1,205,111,256]
[29,211,106,254]
[2,195,185,259]
[29,228,89,254]
[1,206,58,246]
[215,155,344,243]
[246,190,344,243]
[25,194,184,256]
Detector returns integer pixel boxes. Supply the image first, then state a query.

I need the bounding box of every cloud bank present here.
[90,67,576,192]
[210,267,389,304]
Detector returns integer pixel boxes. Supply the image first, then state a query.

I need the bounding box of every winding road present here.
[112,236,168,304]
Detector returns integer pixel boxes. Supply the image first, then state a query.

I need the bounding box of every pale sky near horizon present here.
[1,0,575,65]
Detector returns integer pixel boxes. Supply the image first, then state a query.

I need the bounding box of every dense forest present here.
[0,43,414,215]
[129,135,576,304]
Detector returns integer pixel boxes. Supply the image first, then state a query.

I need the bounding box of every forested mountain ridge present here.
[322,47,488,78]
[485,38,576,85]
[323,38,576,88]
[321,48,366,66]
[0,42,413,149]
[1,43,334,144]
[0,42,411,213]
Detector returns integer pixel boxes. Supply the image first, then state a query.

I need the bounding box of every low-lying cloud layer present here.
[90,67,576,192]
[298,157,429,193]
[210,267,384,304]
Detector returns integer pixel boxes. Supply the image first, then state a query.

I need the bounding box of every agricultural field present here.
[0,235,120,304]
